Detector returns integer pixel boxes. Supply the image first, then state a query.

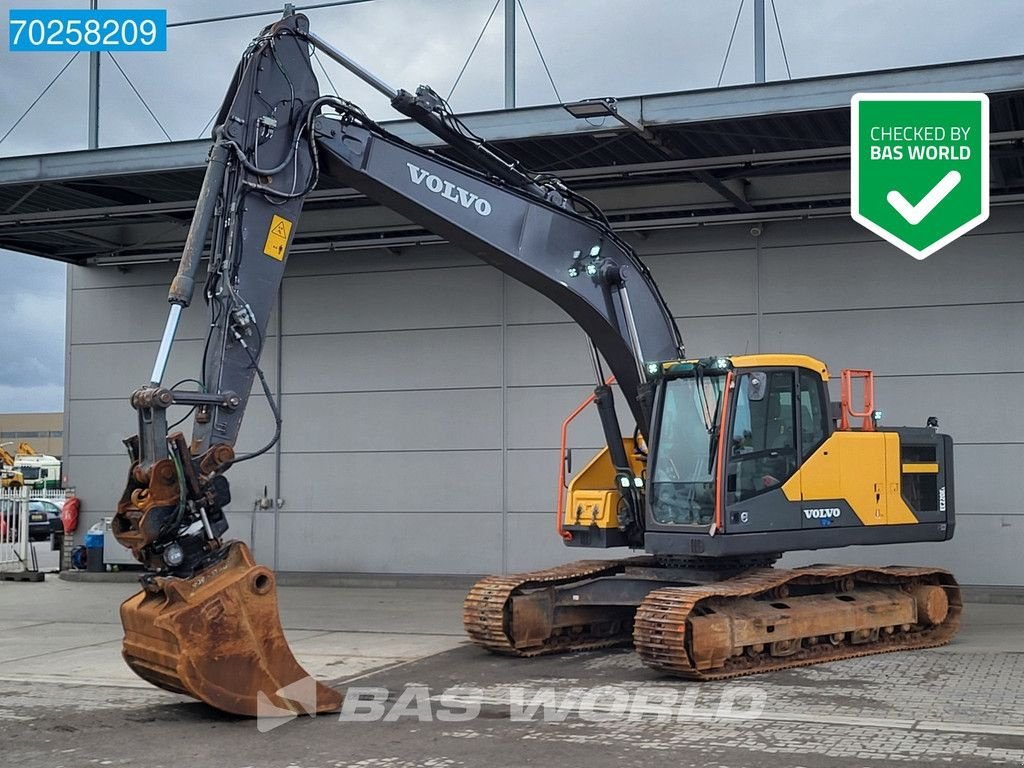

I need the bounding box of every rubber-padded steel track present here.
[633,564,961,680]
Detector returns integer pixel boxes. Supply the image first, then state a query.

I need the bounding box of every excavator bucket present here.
[120,541,342,717]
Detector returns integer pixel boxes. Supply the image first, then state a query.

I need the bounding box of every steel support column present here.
[88,0,100,148]
[753,0,766,83]
[504,0,516,109]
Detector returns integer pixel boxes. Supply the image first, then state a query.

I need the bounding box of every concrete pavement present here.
[0,577,465,690]
[0,577,1022,767]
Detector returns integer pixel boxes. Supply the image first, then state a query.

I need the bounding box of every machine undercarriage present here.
[465,559,961,678]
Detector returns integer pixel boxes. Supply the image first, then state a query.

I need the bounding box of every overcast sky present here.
[1,0,1022,412]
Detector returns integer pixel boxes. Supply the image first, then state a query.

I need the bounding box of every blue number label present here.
[9,9,167,52]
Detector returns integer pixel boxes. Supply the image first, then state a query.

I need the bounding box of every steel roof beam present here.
[2,56,1023,186]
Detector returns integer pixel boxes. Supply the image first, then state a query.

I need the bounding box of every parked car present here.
[27,498,62,541]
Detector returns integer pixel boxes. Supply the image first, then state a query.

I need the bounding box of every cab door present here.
[722,367,831,532]
[722,369,801,532]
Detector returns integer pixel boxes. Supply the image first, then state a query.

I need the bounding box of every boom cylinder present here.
[149,304,182,386]
[167,142,229,308]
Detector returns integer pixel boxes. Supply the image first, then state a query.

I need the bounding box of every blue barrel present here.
[85,530,104,572]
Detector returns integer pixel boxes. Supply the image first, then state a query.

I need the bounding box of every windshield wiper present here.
[706,386,723,475]
[694,365,713,431]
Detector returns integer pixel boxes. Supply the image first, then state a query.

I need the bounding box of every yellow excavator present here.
[0,444,23,489]
[112,13,959,716]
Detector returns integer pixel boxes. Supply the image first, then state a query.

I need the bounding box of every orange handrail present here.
[840,368,875,431]
[557,376,615,542]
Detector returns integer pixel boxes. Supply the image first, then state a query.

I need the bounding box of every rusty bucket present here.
[120,541,342,716]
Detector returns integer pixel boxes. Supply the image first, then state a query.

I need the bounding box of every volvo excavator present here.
[112,13,960,717]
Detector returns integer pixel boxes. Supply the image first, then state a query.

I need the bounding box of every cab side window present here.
[727,371,797,502]
[799,370,828,459]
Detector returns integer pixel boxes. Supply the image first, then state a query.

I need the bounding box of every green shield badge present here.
[851,93,989,260]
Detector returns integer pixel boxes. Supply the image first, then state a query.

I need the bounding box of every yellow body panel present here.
[903,462,939,473]
[783,431,919,526]
[566,490,622,528]
[563,438,645,531]
[884,432,919,525]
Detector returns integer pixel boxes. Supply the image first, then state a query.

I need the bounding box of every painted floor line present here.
[0,674,156,690]
[915,720,1024,737]
[0,638,123,665]
[437,693,1024,739]
[328,651,453,687]
[279,627,466,638]
[763,710,1024,737]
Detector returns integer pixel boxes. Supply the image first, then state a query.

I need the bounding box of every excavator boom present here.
[114,12,682,715]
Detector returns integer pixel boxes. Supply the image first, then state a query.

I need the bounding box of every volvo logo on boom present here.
[803,507,842,520]
[406,162,492,216]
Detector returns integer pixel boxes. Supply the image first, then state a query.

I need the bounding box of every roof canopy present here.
[2,55,1023,265]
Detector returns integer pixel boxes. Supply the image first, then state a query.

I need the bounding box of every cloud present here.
[0,382,64,412]
[2,0,1022,152]
[0,250,66,410]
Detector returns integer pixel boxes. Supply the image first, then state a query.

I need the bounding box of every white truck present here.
[12,450,61,491]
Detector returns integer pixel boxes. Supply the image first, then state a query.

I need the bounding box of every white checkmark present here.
[886,170,962,225]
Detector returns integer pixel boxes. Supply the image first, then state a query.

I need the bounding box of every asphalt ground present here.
[0,576,1022,767]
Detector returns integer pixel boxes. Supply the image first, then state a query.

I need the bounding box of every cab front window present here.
[649,373,725,526]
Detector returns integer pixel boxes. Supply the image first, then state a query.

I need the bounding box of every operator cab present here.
[563,354,954,559]
[647,354,830,531]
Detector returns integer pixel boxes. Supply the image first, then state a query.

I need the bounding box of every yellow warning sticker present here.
[263,215,292,260]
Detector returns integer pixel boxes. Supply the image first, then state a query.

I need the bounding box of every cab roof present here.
[659,354,830,380]
[727,354,829,379]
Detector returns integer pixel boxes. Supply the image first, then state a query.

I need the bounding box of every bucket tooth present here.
[120,541,342,716]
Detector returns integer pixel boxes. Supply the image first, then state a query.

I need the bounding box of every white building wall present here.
[65,206,1024,585]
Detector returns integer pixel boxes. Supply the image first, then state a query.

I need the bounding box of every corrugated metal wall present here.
[66,206,1024,585]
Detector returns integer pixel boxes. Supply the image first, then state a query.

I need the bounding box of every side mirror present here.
[748,372,767,401]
